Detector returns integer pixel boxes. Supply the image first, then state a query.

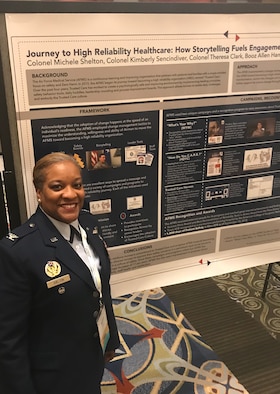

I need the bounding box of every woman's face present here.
[36,160,85,223]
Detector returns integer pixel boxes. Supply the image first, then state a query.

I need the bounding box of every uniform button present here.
[93,310,99,318]
[93,291,99,298]
[93,332,99,338]
[29,223,35,228]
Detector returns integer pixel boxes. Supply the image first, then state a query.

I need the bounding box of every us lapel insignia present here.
[6,233,19,241]
[45,260,61,278]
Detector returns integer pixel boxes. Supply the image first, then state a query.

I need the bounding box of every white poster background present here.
[5,12,280,296]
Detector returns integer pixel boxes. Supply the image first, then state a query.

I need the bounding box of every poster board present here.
[2,3,280,296]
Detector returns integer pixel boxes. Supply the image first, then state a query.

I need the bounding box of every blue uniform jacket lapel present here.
[78,215,108,281]
[33,208,95,289]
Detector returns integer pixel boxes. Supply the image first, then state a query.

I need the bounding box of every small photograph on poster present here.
[206,151,223,177]
[73,153,85,169]
[136,152,154,166]
[125,145,146,162]
[208,119,225,145]
[89,199,112,215]
[136,154,146,166]
[247,175,274,200]
[205,184,229,201]
[243,147,272,171]
[86,148,122,170]
[245,117,276,139]
[127,195,143,210]
[145,153,154,166]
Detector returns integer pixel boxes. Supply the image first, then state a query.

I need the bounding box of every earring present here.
[38,198,41,203]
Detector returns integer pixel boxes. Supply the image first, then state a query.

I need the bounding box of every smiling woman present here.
[0,152,120,394]
[34,153,85,223]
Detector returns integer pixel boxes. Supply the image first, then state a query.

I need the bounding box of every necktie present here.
[69,225,82,243]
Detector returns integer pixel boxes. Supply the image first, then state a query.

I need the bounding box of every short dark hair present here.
[33,152,81,190]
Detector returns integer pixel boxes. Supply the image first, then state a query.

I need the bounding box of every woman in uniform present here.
[0,152,119,394]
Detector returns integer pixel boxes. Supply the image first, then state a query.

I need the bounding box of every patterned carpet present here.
[101,288,248,394]
[212,263,280,341]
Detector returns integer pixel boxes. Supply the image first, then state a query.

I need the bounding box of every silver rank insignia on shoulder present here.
[6,233,19,241]
[45,261,61,278]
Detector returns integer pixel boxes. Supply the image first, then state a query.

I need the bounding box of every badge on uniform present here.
[45,261,61,278]
[46,274,71,289]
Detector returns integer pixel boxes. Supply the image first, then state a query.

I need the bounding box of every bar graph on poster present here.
[5,11,280,295]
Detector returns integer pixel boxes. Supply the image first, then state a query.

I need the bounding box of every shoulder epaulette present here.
[2,221,37,245]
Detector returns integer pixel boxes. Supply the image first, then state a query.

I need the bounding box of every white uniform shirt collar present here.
[40,207,79,240]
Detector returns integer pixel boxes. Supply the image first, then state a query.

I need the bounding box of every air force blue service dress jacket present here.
[0,207,120,394]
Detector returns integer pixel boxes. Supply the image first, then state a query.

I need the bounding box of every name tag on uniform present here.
[97,305,110,354]
[46,274,71,289]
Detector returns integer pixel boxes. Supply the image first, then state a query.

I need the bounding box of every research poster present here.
[4,11,280,293]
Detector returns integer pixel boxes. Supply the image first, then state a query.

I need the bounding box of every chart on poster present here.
[4,10,280,293]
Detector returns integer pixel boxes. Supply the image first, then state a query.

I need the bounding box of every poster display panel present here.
[5,11,280,295]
